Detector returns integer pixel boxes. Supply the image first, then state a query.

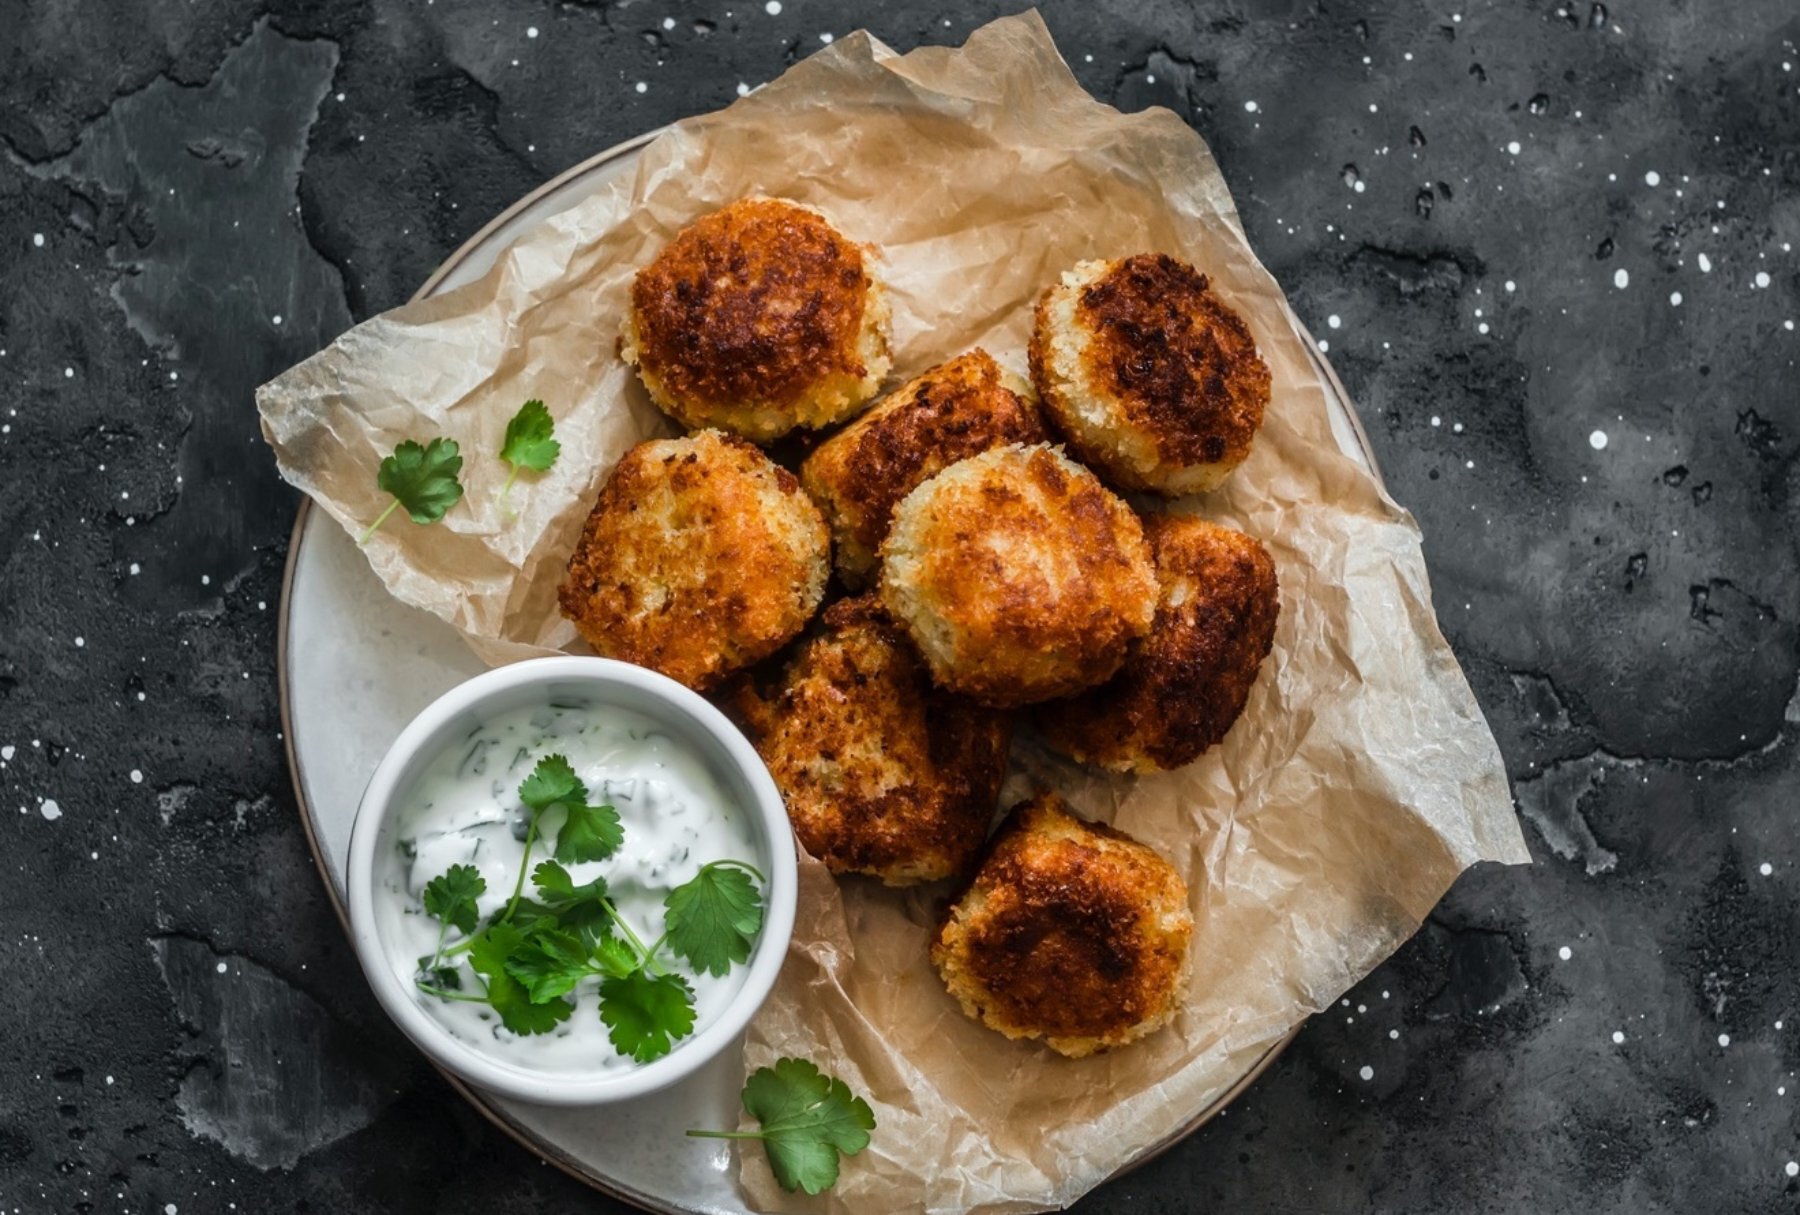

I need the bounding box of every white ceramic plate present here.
[278,129,1380,1213]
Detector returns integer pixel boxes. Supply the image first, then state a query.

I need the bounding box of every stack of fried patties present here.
[559,198,1280,1059]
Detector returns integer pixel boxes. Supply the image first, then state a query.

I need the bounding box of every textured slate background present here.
[2,1,1798,1211]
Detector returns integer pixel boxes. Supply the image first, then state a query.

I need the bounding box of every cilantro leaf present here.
[599,970,696,1062]
[698,1058,876,1195]
[518,754,585,813]
[504,927,594,1003]
[468,922,573,1035]
[554,801,623,864]
[531,860,610,908]
[501,399,561,474]
[590,936,640,980]
[664,862,763,977]
[360,437,463,543]
[421,863,485,936]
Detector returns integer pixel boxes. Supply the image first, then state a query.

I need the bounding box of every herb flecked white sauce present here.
[376,700,760,1073]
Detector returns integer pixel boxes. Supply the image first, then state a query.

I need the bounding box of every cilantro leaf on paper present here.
[359,437,464,543]
[663,861,764,977]
[421,863,485,936]
[686,1058,876,1195]
[598,970,696,1062]
[500,399,561,479]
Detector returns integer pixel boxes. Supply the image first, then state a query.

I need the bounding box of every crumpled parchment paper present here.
[257,12,1529,1213]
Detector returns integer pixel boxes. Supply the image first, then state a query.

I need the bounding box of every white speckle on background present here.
[201,574,211,586]
[1506,140,1521,155]
[33,233,45,247]
[1590,430,1609,450]
[764,0,781,12]
[131,769,143,784]
[1388,1029,1399,1039]
[1612,1030,1625,1044]
[1505,280,1516,292]
[166,1205,178,1215]
[1431,415,1441,427]
[271,314,282,326]
[1317,339,1329,352]
[1613,268,1630,289]
[662,17,674,29]
[1718,1033,1731,1047]
[1327,314,1341,329]
[1787,1162,1799,1179]
[1244,100,1259,112]
[216,961,228,974]
[819,31,833,43]
[1478,322,1490,335]
[1644,170,1660,186]
[736,82,750,96]
[40,799,61,821]
[64,367,74,378]
[1670,291,1683,306]
[74,636,84,648]
[1760,862,1773,876]
[1558,945,1573,960]
[635,81,647,94]
[527,25,538,37]
[1755,271,1771,288]
[1698,253,1713,272]
[130,562,141,575]
[1358,1065,1374,1081]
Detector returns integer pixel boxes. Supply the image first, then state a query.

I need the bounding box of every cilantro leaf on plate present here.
[663,861,763,977]
[501,399,561,475]
[554,800,624,864]
[421,863,485,936]
[599,970,696,1062]
[687,1058,876,1195]
[359,437,464,543]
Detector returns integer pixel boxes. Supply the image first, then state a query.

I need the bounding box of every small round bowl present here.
[345,656,796,1106]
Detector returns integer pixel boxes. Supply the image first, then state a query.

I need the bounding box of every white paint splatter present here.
[1505,280,1516,293]
[1760,862,1773,876]
[130,562,141,576]
[40,799,61,821]
[764,0,781,12]
[1388,1029,1399,1039]
[1506,140,1521,155]
[1558,945,1572,960]
[1644,170,1660,186]
[33,233,45,248]
[1590,430,1609,450]
[635,81,647,94]
[131,769,143,784]
[527,25,538,37]
[216,961,229,974]
[1755,271,1771,288]
[1359,1065,1374,1081]
[1698,253,1713,273]
[1786,1162,1799,1178]
[1670,291,1683,306]
[1612,1030,1625,1044]
[1613,268,1630,289]
[1244,100,1259,113]
[1718,1033,1731,1047]
[1327,314,1341,329]
[736,82,750,96]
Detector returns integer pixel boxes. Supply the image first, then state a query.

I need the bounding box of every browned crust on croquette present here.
[800,350,1048,584]
[630,198,873,414]
[723,596,1011,884]
[556,431,828,691]
[931,794,1192,1055]
[880,445,1157,708]
[1036,515,1280,772]
[1031,253,1270,473]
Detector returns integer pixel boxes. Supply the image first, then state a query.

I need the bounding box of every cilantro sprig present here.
[498,398,561,510]
[688,1058,877,1194]
[359,437,464,544]
[410,753,764,1063]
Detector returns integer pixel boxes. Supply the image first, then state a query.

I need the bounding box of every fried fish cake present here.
[799,349,1048,587]
[621,197,892,442]
[1035,515,1280,773]
[724,596,1011,885]
[557,430,829,690]
[931,793,1193,1058]
[1030,253,1270,495]
[879,443,1157,708]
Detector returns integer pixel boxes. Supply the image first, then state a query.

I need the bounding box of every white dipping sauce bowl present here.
[346,656,796,1106]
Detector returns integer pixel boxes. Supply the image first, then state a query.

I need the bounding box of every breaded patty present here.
[723,596,1011,885]
[800,349,1047,587]
[1035,515,1280,773]
[879,443,1157,708]
[1030,253,1271,495]
[931,793,1193,1058]
[621,197,892,442]
[557,430,829,690]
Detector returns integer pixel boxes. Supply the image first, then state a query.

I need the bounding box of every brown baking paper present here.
[258,11,1529,1212]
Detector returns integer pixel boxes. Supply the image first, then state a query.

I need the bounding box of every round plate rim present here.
[275,124,1378,1213]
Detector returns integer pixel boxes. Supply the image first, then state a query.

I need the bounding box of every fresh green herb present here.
[687,1058,877,1195]
[410,753,761,1064]
[662,860,765,977]
[599,970,697,1062]
[497,399,561,509]
[359,437,464,543]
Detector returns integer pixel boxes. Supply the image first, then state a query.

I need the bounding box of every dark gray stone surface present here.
[2,1,1796,1211]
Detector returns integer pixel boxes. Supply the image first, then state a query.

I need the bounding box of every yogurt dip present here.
[373,697,763,1076]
